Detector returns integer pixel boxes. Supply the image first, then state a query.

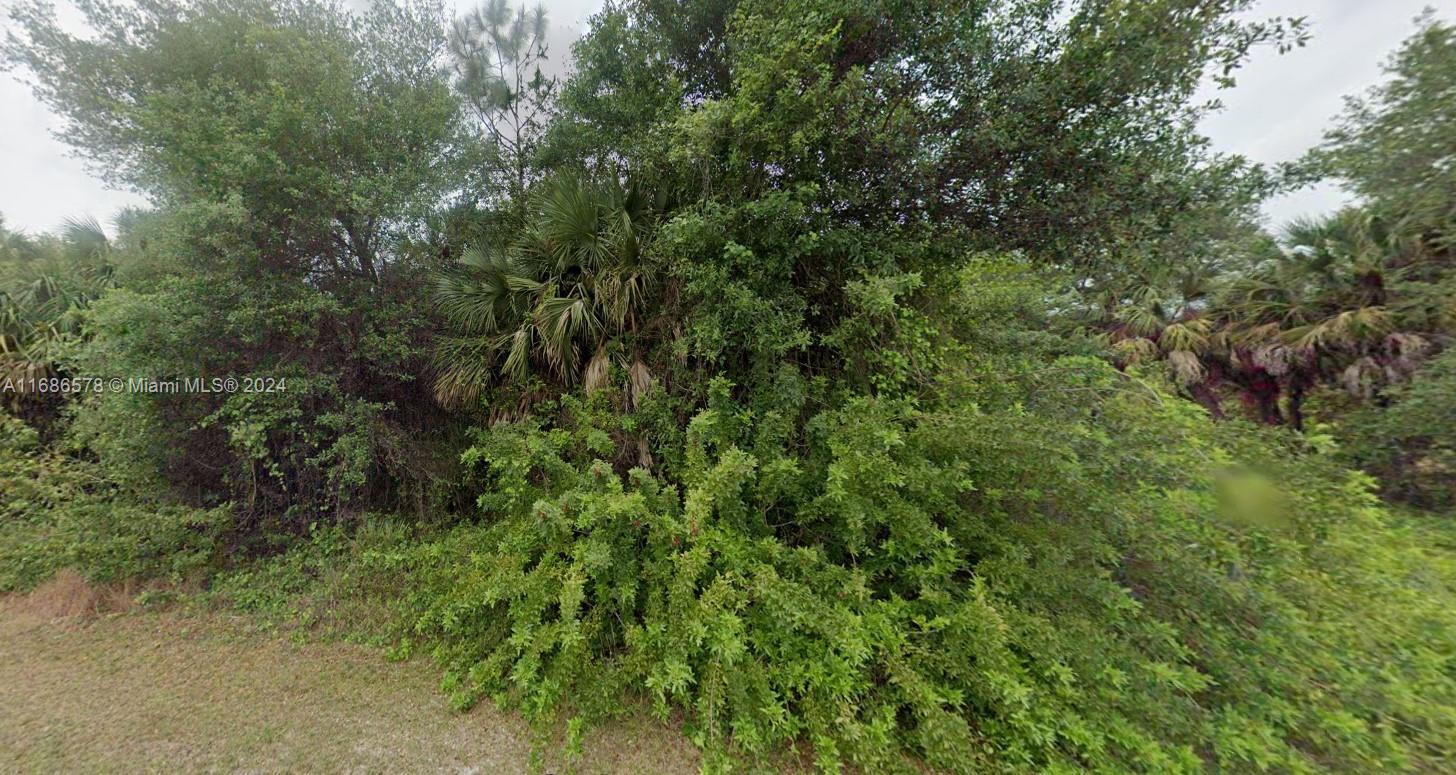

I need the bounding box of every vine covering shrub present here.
[0,414,226,591]
[379,263,1456,773]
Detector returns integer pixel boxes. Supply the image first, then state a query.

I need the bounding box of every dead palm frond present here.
[628,357,654,408]
[582,346,611,394]
[1166,349,1207,386]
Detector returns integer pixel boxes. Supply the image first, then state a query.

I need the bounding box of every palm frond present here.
[628,357,654,408]
[427,174,658,396]
[1166,349,1207,386]
[582,346,610,394]
[1111,336,1158,365]
[1159,318,1211,354]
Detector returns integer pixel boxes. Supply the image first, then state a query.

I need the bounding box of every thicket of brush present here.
[3,1,1454,771]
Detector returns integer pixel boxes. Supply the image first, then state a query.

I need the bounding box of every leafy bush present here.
[378,262,1456,773]
[59,202,456,531]
[204,517,417,642]
[1339,348,1456,508]
[6,0,465,529]
[0,413,226,591]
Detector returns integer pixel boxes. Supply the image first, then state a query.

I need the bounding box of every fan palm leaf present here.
[430,175,658,401]
[0,217,113,394]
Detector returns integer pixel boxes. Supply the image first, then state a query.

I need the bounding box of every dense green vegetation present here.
[2,1,1454,772]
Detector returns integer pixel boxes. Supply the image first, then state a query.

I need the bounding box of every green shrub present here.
[374,263,1456,772]
[0,413,226,591]
[387,381,1454,772]
[1338,348,1456,508]
[203,516,417,642]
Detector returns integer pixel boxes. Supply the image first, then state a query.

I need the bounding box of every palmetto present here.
[1167,208,1440,427]
[1094,209,1440,427]
[432,177,653,403]
[0,217,114,389]
[1222,211,1428,398]
[1085,264,1229,419]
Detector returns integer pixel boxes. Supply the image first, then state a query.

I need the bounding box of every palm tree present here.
[1089,208,1442,429]
[431,176,656,405]
[1089,267,1228,418]
[1,216,114,392]
[1216,210,1429,427]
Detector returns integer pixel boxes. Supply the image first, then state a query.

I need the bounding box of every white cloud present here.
[0,69,149,235]
[1194,0,1449,226]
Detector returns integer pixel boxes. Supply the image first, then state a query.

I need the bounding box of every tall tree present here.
[554,0,1301,273]
[4,0,461,284]
[449,0,556,205]
[1315,12,1456,249]
[4,0,467,523]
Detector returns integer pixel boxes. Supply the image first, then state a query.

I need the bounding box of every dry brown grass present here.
[0,595,701,773]
[10,568,136,619]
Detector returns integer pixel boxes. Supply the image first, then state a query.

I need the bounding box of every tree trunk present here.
[1246,370,1283,425]
[1188,382,1225,420]
[1287,377,1307,431]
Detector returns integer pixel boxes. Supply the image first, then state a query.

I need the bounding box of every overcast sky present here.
[1,0,1450,236]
